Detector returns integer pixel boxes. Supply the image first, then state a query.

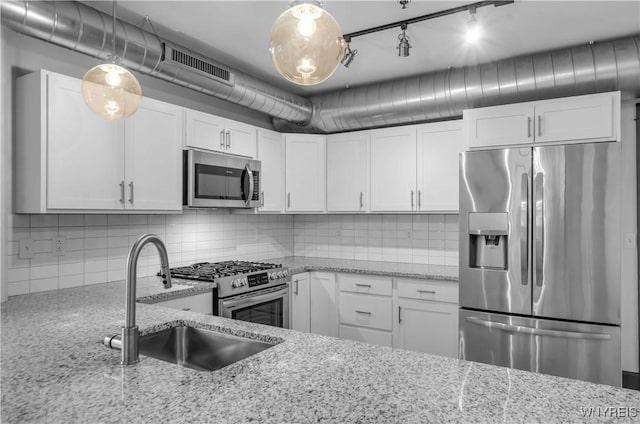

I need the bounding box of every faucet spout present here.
[121,234,172,365]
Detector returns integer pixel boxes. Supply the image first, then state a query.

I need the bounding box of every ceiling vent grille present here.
[169,47,233,85]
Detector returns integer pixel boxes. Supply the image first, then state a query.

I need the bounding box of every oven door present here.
[219,284,289,329]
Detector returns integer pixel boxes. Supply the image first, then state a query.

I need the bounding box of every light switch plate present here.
[624,233,637,249]
[19,239,34,259]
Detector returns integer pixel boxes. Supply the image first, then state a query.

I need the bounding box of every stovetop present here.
[169,261,282,281]
[168,260,290,298]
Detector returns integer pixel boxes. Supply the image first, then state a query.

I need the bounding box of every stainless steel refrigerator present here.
[458,142,622,386]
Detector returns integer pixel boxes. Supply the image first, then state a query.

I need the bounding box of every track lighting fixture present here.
[397,23,411,57]
[269,0,345,86]
[341,40,358,68]
[465,6,482,43]
[399,0,410,9]
[81,0,141,120]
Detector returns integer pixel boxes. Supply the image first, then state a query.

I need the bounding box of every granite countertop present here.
[271,256,459,282]
[2,277,639,423]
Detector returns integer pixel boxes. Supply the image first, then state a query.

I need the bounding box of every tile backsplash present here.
[294,214,459,271]
[6,211,294,296]
[5,212,458,296]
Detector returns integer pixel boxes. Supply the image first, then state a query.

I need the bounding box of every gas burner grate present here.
[168,261,282,281]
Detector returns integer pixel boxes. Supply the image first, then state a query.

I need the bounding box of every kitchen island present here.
[2,278,638,423]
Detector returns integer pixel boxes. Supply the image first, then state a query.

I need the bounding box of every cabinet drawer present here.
[397,279,458,303]
[339,274,392,296]
[339,325,392,347]
[339,293,392,331]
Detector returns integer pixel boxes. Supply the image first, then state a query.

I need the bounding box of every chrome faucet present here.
[120,234,172,365]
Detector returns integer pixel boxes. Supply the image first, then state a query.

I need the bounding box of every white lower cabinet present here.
[152,291,214,315]
[291,273,311,333]
[309,273,338,337]
[393,279,459,358]
[338,274,393,347]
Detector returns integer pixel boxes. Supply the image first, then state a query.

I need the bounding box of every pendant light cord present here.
[112,0,117,61]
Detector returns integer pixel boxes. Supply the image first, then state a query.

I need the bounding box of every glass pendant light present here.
[81,0,141,120]
[270,1,345,86]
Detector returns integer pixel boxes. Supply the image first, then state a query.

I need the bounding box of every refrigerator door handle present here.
[465,317,612,341]
[534,172,544,287]
[520,174,529,286]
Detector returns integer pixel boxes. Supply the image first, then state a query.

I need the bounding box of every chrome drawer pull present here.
[355,310,372,315]
[418,289,436,294]
[355,283,371,288]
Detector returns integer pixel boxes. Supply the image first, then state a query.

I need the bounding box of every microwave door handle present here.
[243,164,254,207]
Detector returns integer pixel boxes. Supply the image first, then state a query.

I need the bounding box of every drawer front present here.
[153,291,214,315]
[397,279,458,303]
[339,274,392,296]
[339,293,392,331]
[339,325,392,347]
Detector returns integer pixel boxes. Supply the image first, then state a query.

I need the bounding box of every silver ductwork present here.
[0,0,313,124]
[283,35,640,133]
[2,1,639,133]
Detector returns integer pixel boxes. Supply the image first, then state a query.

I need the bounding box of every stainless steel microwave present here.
[183,149,261,208]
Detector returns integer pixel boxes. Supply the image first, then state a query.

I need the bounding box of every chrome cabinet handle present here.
[398,306,402,324]
[220,130,225,149]
[465,317,611,340]
[181,308,190,311]
[294,279,298,295]
[417,289,436,294]
[355,310,372,315]
[411,190,414,209]
[261,191,265,207]
[355,283,371,288]
[359,192,364,209]
[119,181,125,204]
[520,173,529,286]
[287,192,291,209]
[534,173,544,287]
[128,181,134,204]
[226,130,231,149]
[418,190,421,210]
[537,115,542,137]
[527,116,532,138]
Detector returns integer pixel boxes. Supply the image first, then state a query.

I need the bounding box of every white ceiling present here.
[88,1,640,96]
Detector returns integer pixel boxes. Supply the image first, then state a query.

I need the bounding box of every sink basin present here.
[139,325,274,371]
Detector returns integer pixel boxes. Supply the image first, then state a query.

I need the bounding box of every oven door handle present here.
[222,285,289,311]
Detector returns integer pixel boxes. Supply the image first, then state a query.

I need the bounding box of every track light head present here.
[397,23,411,57]
[341,43,358,68]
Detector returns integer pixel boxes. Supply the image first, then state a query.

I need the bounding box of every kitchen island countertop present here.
[1,277,638,423]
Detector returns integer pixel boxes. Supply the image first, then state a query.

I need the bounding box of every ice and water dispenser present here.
[468,212,509,270]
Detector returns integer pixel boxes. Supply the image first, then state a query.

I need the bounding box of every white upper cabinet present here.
[257,129,285,212]
[326,131,368,212]
[184,108,256,158]
[369,126,417,212]
[124,97,183,211]
[416,121,464,212]
[15,70,182,213]
[464,91,620,149]
[285,134,326,212]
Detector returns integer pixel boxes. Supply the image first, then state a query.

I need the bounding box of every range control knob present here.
[240,278,247,286]
[231,279,240,288]
[283,270,289,277]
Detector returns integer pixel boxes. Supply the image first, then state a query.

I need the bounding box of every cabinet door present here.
[291,273,310,333]
[184,108,226,152]
[154,291,214,315]
[369,127,417,212]
[309,273,338,337]
[285,134,325,212]
[464,103,534,148]
[396,299,458,358]
[124,97,183,211]
[326,132,368,212]
[339,325,393,347]
[257,129,284,212]
[534,92,618,143]
[417,121,464,212]
[47,72,125,210]
[225,119,257,158]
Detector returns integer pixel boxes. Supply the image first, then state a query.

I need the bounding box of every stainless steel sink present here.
[138,325,274,371]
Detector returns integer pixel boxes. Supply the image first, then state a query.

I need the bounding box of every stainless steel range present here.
[169,261,291,329]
